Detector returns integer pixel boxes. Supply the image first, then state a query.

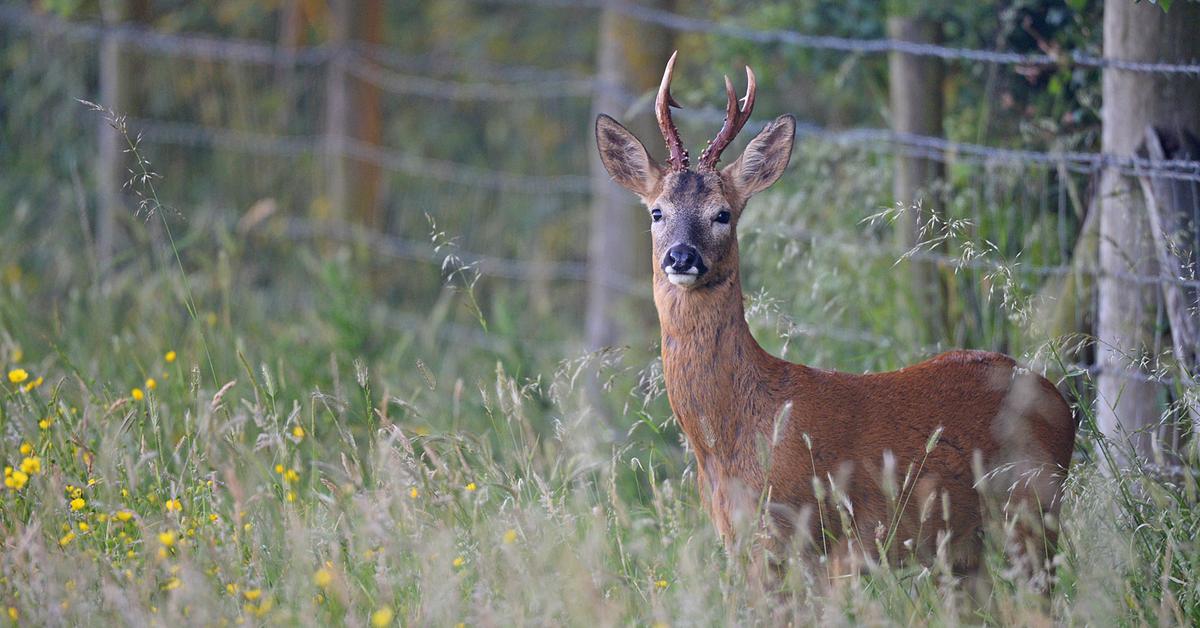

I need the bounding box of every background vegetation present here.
[1,0,1197,625]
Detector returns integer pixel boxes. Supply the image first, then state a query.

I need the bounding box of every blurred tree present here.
[887,4,948,345]
[587,0,676,353]
[1096,0,1200,466]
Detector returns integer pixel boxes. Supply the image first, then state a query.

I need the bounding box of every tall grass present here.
[0,113,1197,626]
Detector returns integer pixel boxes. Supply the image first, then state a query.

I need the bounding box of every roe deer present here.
[594,52,1076,580]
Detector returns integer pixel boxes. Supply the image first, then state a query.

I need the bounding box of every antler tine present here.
[699,65,756,170]
[655,51,689,171]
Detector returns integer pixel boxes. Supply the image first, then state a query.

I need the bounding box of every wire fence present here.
[4,2,1199,393]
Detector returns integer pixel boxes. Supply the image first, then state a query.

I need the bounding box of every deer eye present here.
[651,208,663,222]
[714,210,731,224]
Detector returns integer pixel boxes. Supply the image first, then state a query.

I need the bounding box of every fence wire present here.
[4,3,1199,392]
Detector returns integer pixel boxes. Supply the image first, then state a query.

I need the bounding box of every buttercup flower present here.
[370,606,394,627]
[7,369,28,384]
[165,350,176,363]
[131,388,145,401]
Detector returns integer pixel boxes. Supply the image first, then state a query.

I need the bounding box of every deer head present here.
[595,51,796,290]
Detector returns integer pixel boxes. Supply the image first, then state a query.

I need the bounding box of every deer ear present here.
[723,114,795,198]
[595,114,663,198]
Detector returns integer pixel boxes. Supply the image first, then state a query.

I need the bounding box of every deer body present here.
[597,52,1076,573]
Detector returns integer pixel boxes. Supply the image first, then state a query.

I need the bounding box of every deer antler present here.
[655,51,689,171]
[698,65,756,170]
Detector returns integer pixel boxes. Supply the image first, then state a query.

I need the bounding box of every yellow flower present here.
[370,606,394,627]
[19,456,40,474]
[116,510,134,522]
[4,470,28,490]
[465,482,477,492]
[22,376,43,393]
[292,425,305,439]
[284,469,299,483]
[165,350,176,363]
[452,556,465,568]
[70,497,86,511]
[209,513,219,522]
[158,531,176,547]
[274,464,284,475]
[286,491,296,502]
[145,378,157,390]
[78,522,90,532]
[165,499,182,512]
[225,583,238,595]
[96,513,108,523]
[313,568,333,588]
[243,589,262,601]
[7,369,28,384]
[502,528,518,544]
[59,531,76,546]
[163,577,182,591]
[38,418,51,430]
[18,442,31,455]
[131,388,145,401]
[6,607,16,621]
[655,579,668,589]
[409,487,419,499]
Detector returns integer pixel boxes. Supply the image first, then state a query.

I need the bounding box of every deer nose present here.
[664,244,700,273]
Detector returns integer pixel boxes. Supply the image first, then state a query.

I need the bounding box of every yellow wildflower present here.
[158,531,176,547]
[165,350,176,363]
[131,388,144,401]
[59,531,76,546]
[96,513,108,523]
[116,510,134,522]
[286,491,295,502]
[78,522,90,532]
[502,528,518,544]
[163,577,182,591]
[21,376,43,393]
[409,487,419,499]
[7,607,16,621]
[19,456,40,474]
[292,425,305,439]
[38,418,51,430]
[370,606,394,627]
[4,470,28,490]
[165,499,182,512]
[18,442,31,455]
[209,513,219,522]
[284,469,299,483]
[313,568,333,588]
[243,589,262,602]
[226,583,238,595]
[655,579,668,589]
[452,556,465,568]
[145,377,157,390]
[70,497,86,511]
[274,464,284,474]
[7,369,28,384]
[465,482,477,492]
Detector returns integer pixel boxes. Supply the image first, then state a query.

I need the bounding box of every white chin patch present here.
[666,271,698,286]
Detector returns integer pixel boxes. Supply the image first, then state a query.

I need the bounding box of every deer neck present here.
[653,258,775,457]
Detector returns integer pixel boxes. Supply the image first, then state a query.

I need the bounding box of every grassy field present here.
[1,117,1198,627]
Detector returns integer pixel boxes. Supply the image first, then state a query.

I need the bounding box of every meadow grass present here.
[1,115,1198,626]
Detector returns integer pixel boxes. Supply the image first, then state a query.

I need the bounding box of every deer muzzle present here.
[663,243,707,286]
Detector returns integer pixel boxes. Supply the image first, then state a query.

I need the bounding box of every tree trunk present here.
[352,0,385,229]
[887,16,948,345]
[586,0,673,352]
[96,0,149,279]
[1097,0,1200,466]
[324,0,350,223]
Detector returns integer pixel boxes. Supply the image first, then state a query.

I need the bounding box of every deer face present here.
[594,53,795,290]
